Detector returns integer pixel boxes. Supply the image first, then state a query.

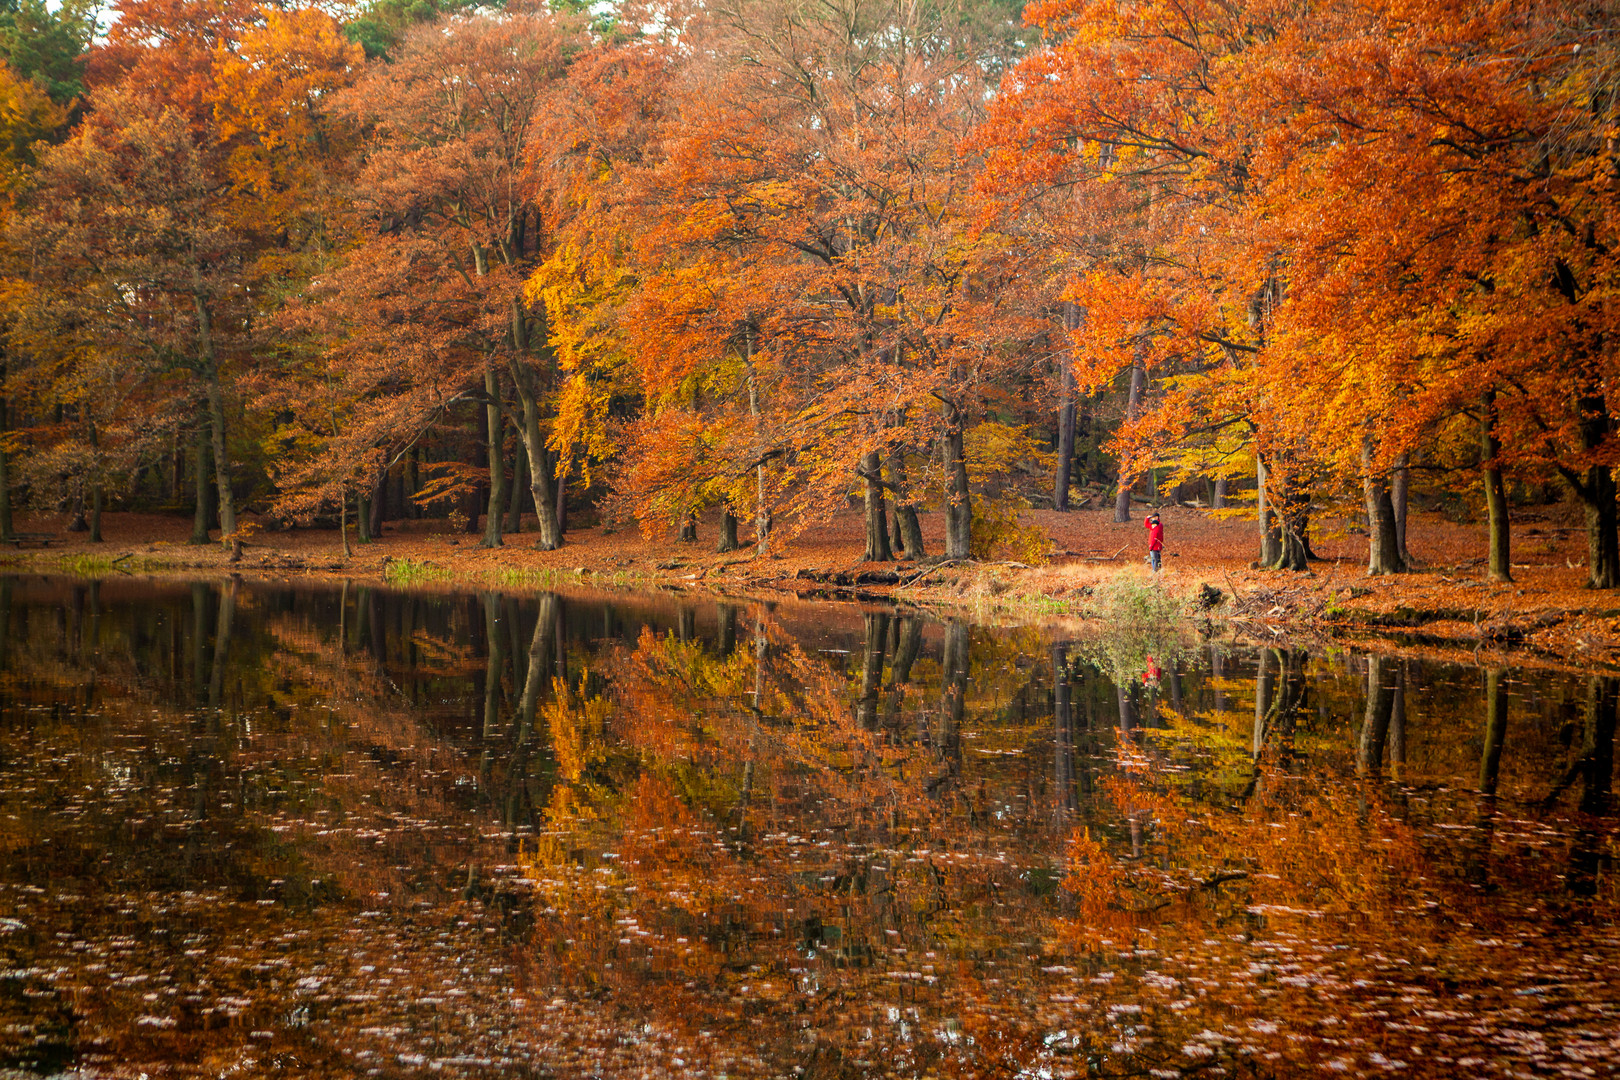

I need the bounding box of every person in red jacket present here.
[1145,511,1163,572]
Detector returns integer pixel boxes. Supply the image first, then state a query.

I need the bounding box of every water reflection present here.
[1,576,1618,1077]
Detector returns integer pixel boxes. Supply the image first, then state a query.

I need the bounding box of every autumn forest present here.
[0,0,1615,581]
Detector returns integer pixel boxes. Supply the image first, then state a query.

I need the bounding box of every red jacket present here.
[1145,518,1163,551]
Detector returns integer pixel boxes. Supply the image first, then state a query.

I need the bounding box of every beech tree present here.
[294,8,585,549]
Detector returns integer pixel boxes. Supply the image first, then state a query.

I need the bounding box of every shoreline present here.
[5,507,1618,675]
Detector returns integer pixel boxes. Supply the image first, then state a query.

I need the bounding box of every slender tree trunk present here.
[554,456,568,536]
[717,511,740,553]
[483,370,506,548]
[0,375,11,540]
[1054,303,1080,511]
[1482,390,1512,582]
[357,490,372,543]
[339,491,351,560]
[406,446,421,519]
[1392,453,1412,566]
[1113,338,1147,522]
[942,401,972,559]
[1363,438,1406,575]
[204,366,236,543]
[509,366,562,550]
[191,425,211,544]
[861,449,893,562]
[744,326,770,556]
[193,285,235,544]
[678,512,697,542]
[508,442,527,533]
[90,483,103,543]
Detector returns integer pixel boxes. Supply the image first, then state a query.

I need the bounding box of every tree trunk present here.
[717,511,740,553]
[90,482,103,543]
[1113,341,1147,522]
[887,447,924,560]
[483,370,505,548]
[204,365,236,543]
[406,446,421,519]
[339,491,351,560]
[555,457,569,536]
[1392,453,1412,566]
[357,491,372,543]
[1481,391,1512,583]
[1257,452,1281,566]
[942,401,972,559]
[368,471,386,539]
[1212,477,1226,509]
[1565,390,1620,588]
[1054,303,1080,511]
[678,513,697,542]
[508,442,527,533]
[191,425,211,544]
[861,449,893,562]
[744,326,770,557]
[510,366,562,550]
[1362,438,1406,575]
[0,377,11,540]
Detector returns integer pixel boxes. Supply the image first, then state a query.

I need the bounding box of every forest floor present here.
[5,500,1618,671]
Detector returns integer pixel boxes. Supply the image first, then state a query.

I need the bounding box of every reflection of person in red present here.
[1144,511,1164,572]
[1143,654,1162,686]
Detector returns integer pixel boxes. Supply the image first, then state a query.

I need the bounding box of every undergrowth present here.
[383,558,452,586]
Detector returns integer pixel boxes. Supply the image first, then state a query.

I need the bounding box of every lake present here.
[1,576,1615,1078]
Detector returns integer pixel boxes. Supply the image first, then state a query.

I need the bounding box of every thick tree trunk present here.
[1362,438,1406,575]
[1113,342,1147,523]
[1257,453,1281,566]
[1392,453,1412,566]
[886,447,923,560]
[942,401,972,559]
[1212,477,1226,509]
[861,449,893,562]
[368,471,386,539]
[483,370,505,548]
[717,511,740,553]
[1481,391,1512,583]
[1054,303,1080,511]
[1564,390,1620,588]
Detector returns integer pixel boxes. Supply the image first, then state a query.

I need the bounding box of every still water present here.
[1,576,1616,1078]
